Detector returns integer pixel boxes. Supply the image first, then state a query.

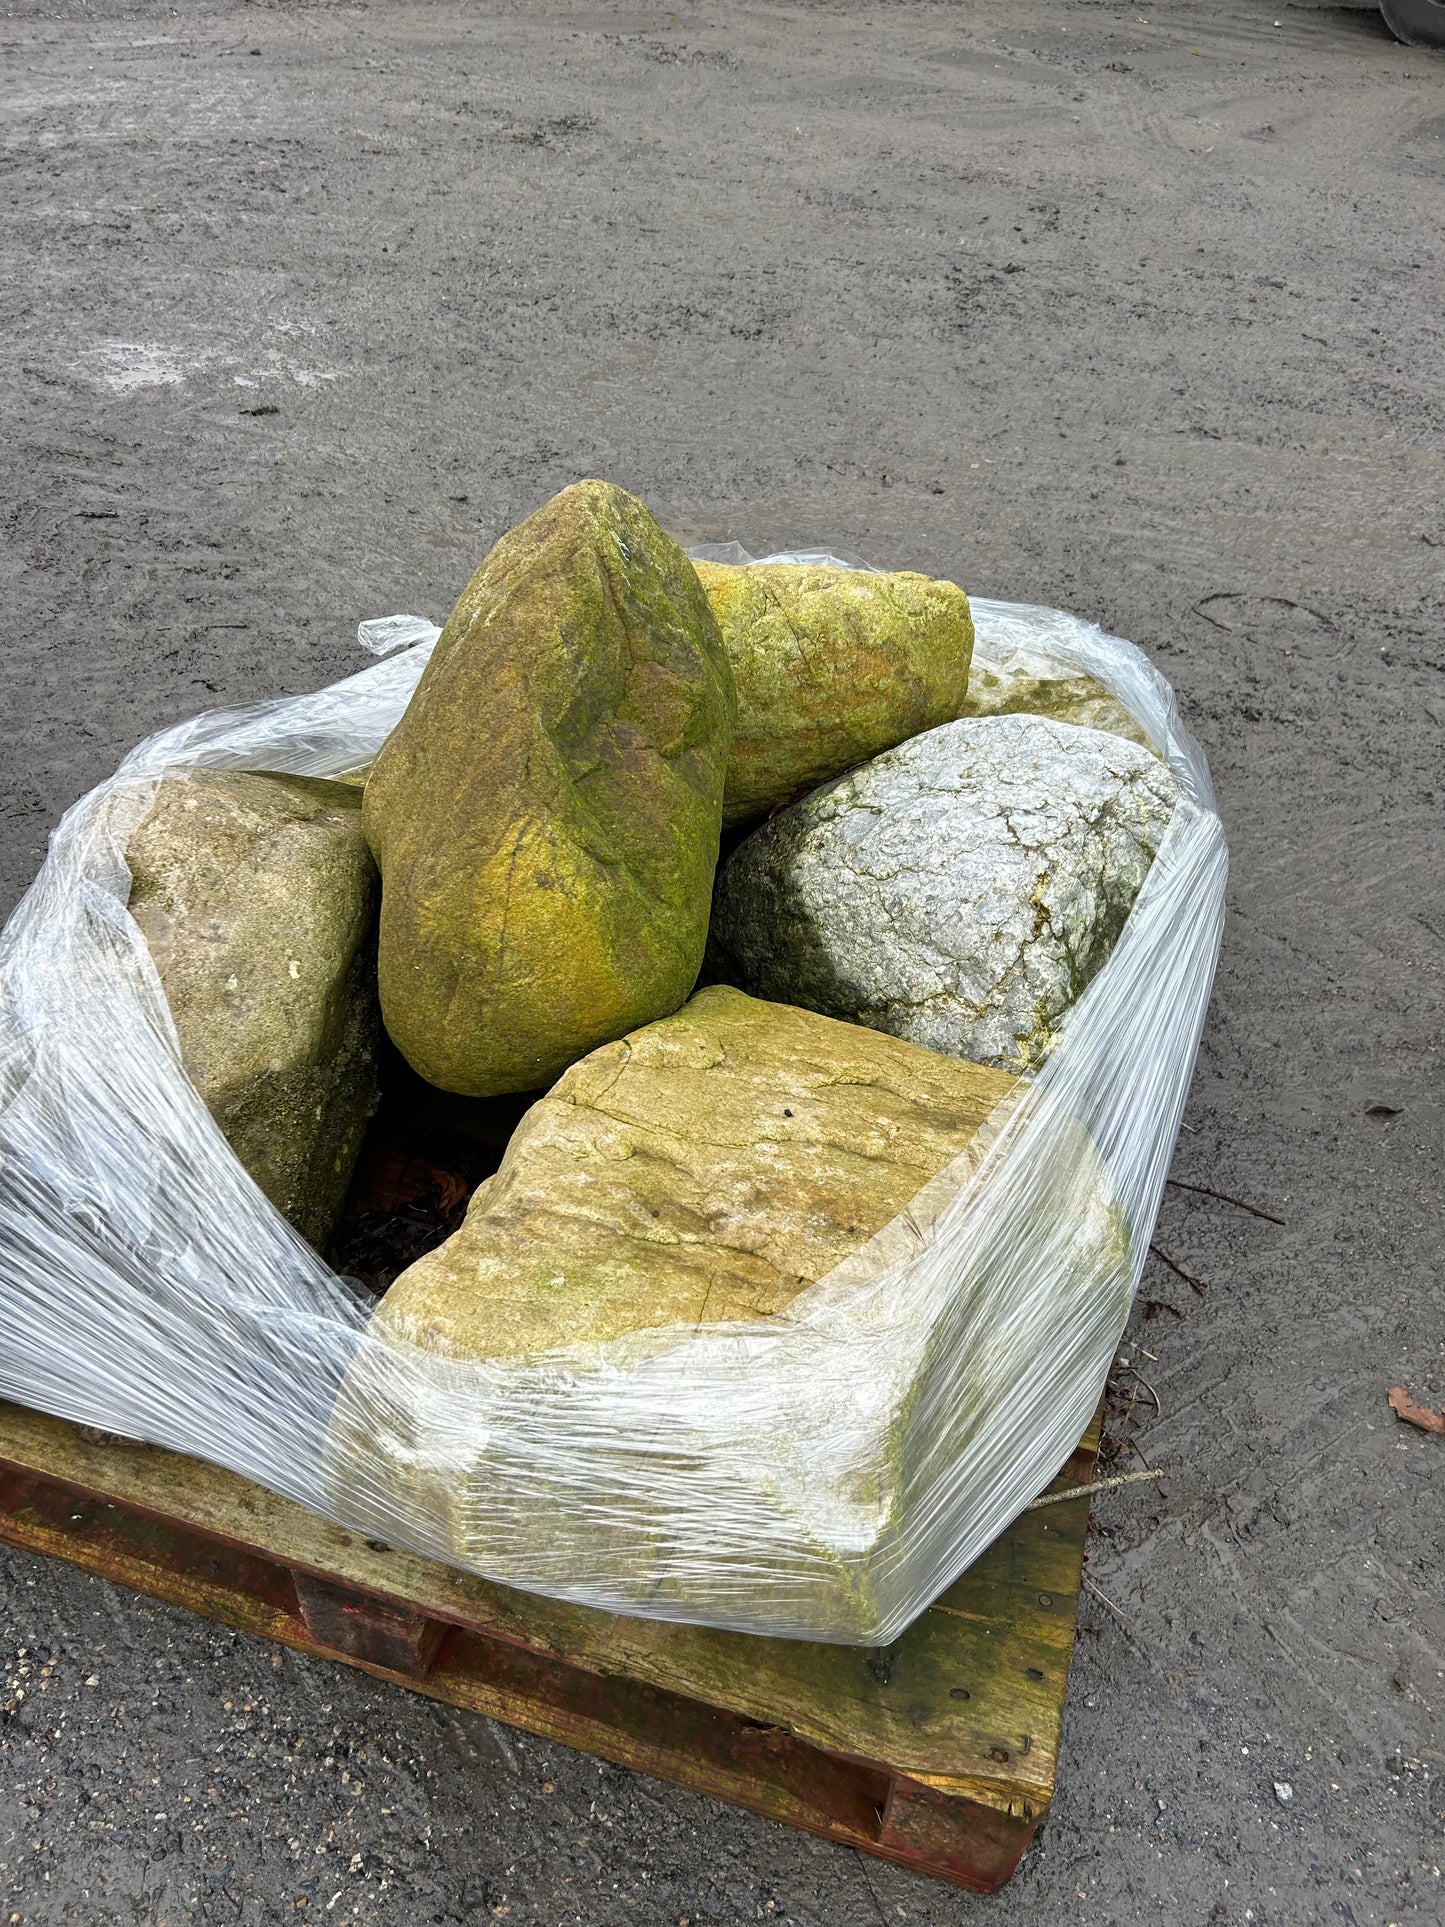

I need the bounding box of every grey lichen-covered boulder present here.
[707,716,1180,1074]
[125,768,380,1248]
[363,481,735,1097]
[960,637,1150,749]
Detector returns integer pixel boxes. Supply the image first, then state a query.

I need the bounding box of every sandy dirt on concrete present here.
[0,1,1442,1922]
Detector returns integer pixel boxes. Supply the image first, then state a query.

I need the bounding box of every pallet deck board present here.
[0,1397,1100,1892]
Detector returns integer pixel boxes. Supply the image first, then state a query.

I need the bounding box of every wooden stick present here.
[1166,1178,1284,1226]
[1122,1361,1162,1421]
[1027,1467,1164,1510]
[1149,1243,1207,1294]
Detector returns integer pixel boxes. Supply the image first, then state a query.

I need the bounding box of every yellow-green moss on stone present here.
[363,482,736,1097]
[960,650,1151,748]
[325,989,1130,1639]
[126,769,380,1248]
[692,561,974,825]
[371,983,1016,1360]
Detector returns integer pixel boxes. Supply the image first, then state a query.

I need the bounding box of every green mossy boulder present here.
[125,769,380,1248]
[363,481,735,1097]
[691,560,974,825]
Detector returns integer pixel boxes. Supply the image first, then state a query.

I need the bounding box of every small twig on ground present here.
[1150,1243,1207,1294]
[1123,1432,1154,1474]
[1166,1178,1285,1225]
[1192,599,1236,632]
[1027,1467,1164,1511]
[1276,596,1336,628]
[1192,592,1334,634]
[1114,1376,1140,1428]
[1122,1362,1162,1421]
[1081,1572,1130,1623]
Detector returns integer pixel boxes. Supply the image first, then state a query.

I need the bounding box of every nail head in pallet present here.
[0,1398,1100,1892]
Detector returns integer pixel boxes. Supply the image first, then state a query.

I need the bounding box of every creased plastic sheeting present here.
[0,551,1226,1644]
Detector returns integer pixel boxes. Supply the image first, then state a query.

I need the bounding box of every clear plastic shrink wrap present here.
[0,552,1226,1644]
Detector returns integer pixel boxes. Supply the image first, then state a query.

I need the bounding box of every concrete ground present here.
[1,0,1442,1920]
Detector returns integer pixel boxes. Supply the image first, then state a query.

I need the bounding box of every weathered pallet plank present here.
[0,1399,1099,1892]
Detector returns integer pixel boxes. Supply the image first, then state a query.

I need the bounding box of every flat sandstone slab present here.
[371,982,1018,1360]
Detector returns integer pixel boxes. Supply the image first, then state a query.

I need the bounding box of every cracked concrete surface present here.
[709,715,1180,1072]
[1,1,1442,1923]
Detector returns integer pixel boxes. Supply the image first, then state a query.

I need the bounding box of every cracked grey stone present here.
[706,714,1180,1073]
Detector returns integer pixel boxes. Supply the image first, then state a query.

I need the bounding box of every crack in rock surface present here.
[707,714,1180,1073]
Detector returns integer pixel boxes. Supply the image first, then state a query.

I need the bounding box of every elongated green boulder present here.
[363,482,736,1097]
[691,560,974,825]
[125,769,380,1248]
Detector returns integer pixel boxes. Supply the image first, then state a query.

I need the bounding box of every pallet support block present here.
[291,1570,448,1676]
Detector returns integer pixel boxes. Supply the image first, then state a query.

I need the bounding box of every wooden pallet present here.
[0,1397,1098,1892]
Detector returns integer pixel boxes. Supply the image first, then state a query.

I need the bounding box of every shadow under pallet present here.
[0,1396,1098,1892]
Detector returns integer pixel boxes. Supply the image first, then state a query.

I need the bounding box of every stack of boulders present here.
[126,477,1177,1424]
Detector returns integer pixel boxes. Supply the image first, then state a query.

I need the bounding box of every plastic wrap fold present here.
[0,551,1226,1643]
